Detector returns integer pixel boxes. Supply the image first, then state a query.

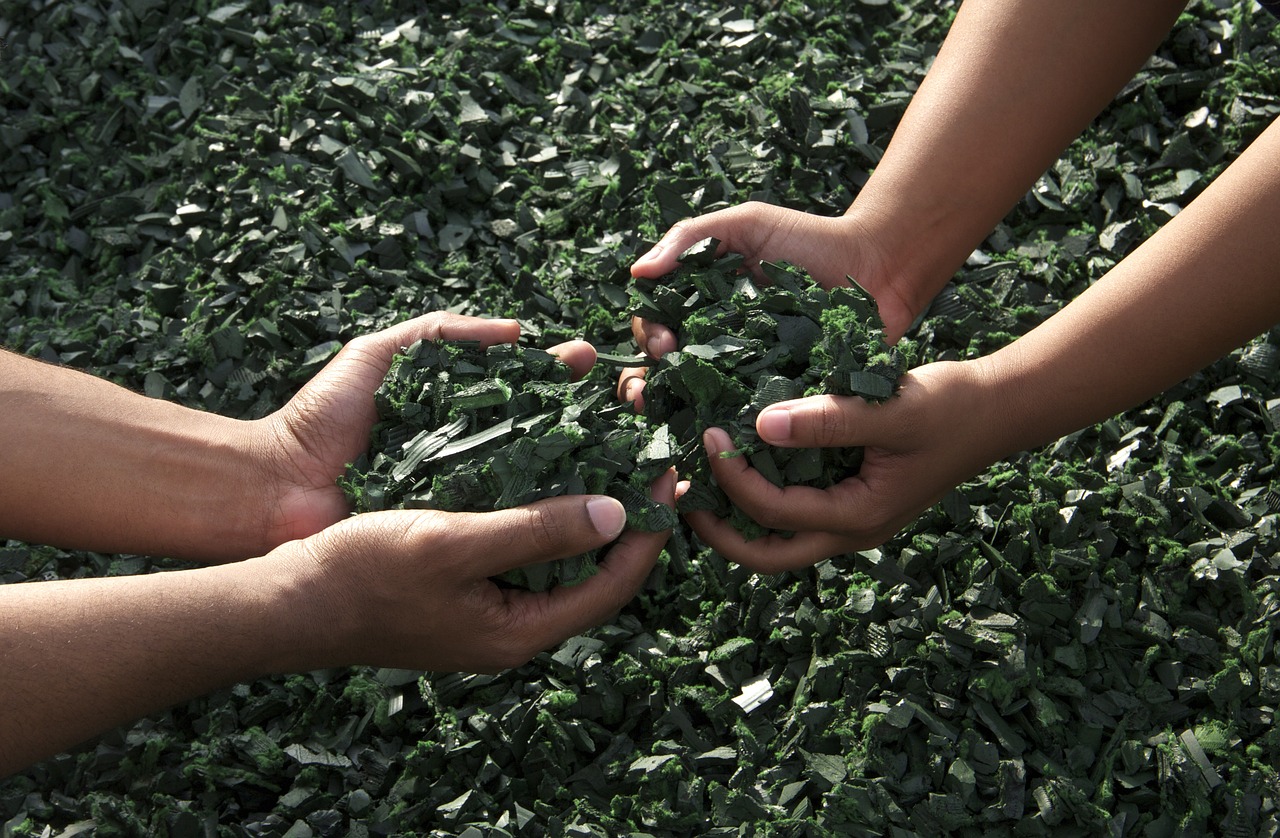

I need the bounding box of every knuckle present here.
[403,510,454,551]
[417,310,452,329]
[750,503,788,530]
[417,311,456,341]
[669,217,698,236]
[523,504,567,555]
[339,332,374,358]
[392,311,452,345]
[406,508,450,537]
[813,399,849,445]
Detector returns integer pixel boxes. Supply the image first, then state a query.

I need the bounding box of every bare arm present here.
[0,314,524,562]
[630,0,1190,350]
[0,475,674,776]
[0,554,291,774]
[0,351,270,561]
[695,116,1280,569]
[0,310,674,777]
[979,116,1280,455]
[849,0,1191,319]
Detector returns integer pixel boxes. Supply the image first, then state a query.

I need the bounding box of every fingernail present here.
[703,428,726,456]
[758,407,791,443]
[654,468,677,500]
[588,497,626,538]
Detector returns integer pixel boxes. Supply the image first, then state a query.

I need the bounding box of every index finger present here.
[358,312,522,360]
[546,339,597,381]
[629,220,708,279]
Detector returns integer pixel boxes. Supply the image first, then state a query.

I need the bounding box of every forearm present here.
[0,490,669,776]
[850,0,1188,316]
[977,118,1280,457]
[0,350,271,561]
[0,557,300,776]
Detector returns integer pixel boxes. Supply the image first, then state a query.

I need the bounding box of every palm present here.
[250,314,594,550]
[259,338,406,543]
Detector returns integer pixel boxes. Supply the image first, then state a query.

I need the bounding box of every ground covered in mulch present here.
[2,0,1280,834]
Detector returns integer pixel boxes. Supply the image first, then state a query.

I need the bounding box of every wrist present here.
[115,408,284,563]
[256,517,379,672]
[234,545,345,674]
[240,411,358,553]
[843,188,978,332]
[0,351,281,563]
[966,342,1049,462]
[205,417,299,560]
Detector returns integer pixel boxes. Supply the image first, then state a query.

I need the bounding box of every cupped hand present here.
[619,202,917,411]
[683,360,1006,572]
[248,312,597,552]
[271,470,676,673]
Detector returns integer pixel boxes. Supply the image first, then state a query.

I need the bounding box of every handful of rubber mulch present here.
[341,245,910,587]
[340,339,677,590]
[630,243,911,540]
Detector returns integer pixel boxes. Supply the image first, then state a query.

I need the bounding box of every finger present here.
[683,508,849,573]
[630,219,713,279]
[631,317,677,360]
[757,394,902,450]
[340,314,522,380]
[546,339,596,381]
[631,203,793,282]
[366,312,521,357]
[289,314,522,437]
[616,365,647,411]
[651,467,678,507]
[463,494,627,578]
[507,469,677,648]
[702,426,873,535]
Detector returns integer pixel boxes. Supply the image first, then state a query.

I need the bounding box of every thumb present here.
[756,394,897,449]
[546,339,597,381]
[471,495,627,577]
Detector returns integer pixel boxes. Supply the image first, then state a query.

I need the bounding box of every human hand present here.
[270,470,677,673]
[0,464,673,775]
[683,360,1006,572]
[248,313,597,551]
[620,202,919,410]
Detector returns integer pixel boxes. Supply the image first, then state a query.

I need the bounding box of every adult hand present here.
[619,202,918,410]
[0,472,675,775]
[271,470,677,673]
[684,360,1006,572]
[250,313,597,550]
